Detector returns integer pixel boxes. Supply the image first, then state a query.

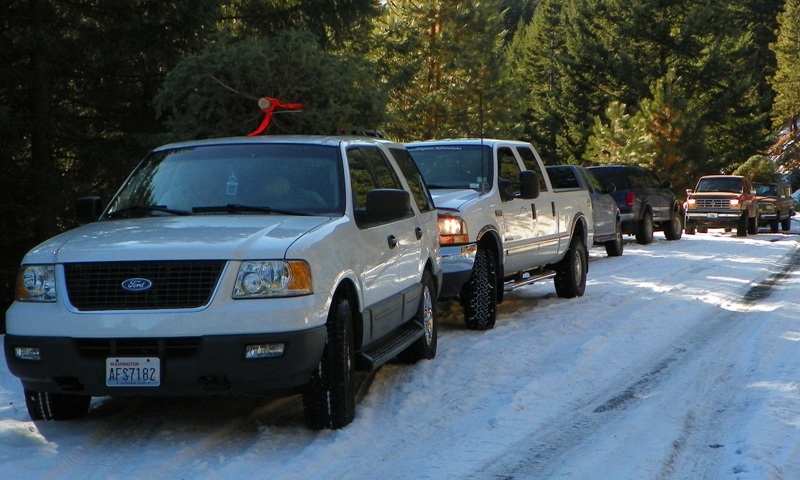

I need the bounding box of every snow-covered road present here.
[2,227,800,480]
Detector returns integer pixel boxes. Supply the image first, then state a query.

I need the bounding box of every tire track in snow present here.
[469,244,800,480]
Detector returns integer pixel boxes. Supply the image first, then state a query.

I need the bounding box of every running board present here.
[355,320,423,371]
[504,270,557,292]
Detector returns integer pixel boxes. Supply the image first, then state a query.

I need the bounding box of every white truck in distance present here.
[406,139,594,330]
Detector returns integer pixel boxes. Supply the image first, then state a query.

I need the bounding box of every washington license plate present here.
[106,357,161,387]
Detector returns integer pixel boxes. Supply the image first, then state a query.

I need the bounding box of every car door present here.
[516,145,559,263]
[580,168,616,238]
[347,145,419,341]
[497,146,537,273]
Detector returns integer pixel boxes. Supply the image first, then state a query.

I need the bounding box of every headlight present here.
[438,215,469,245]
[233,260,312,298]
[16,265,57,302]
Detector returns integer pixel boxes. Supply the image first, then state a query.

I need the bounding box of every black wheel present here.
[737,212,748,236]
[24,389,91,420]
[770,220,779,233]
[635,211,654,245]
[554,236,587,298]
[748,212,758,234]
[663,210,683,240]
[398,270,438,363]
[303,296,356,430]
[604,219,624,256]
[685,219,696,235]
[461,248,497,330]
[781,217,791,231]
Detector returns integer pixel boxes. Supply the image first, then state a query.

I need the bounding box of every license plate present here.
[106,357,160,387]
[707,213,718,219]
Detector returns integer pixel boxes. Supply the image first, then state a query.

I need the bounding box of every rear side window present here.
[547,167,581,189]
[588,167,626,191]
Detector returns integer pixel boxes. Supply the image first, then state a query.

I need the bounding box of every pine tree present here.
[770,0,800,132]
[374,0,521,141]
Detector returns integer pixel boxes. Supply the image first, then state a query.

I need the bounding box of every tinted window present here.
[347,146,407,228]
[547,166,581,189]
[588,167,627,191]
[390,147,434,213]
[516,146,549,191]
[498,147,521,181]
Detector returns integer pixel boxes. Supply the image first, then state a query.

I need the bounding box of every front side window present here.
[390,147,434,213]
[347,146,411,228]
[516,146,549,192]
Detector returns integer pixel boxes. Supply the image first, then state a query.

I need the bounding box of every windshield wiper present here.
[106,205,192,218]
[192,204,312,216]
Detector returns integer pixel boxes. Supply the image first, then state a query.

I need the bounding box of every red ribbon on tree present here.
[247,97,303,136]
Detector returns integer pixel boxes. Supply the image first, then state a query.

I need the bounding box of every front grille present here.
[74,337,201,358]
[695,199,731,209]
[65,260,225,311]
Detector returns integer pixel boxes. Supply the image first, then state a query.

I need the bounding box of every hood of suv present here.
[23,215,332,264]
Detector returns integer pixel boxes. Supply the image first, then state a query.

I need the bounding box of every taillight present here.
[625,192,636,208]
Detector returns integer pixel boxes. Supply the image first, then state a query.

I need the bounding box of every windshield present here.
[106,143,344,218]
[407,145,493,190]
[695,177,743,193]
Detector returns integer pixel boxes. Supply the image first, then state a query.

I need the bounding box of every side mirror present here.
[76,196,103,224]
[519,170,540,199]
[685,188,694,195]
[662,180,673,189]
[365,189,412,224]
[604,182,617,194]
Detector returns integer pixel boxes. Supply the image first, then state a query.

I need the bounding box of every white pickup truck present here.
[406,139,594,330]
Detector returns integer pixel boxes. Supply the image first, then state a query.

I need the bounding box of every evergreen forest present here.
[2,0,800,325]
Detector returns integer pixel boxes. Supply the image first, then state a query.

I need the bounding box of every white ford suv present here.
[5,136,441,430]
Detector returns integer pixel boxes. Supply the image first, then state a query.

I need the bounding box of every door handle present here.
[388,235,398,249]
[415,227,423,240]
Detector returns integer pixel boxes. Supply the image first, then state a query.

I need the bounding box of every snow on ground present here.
[2,223,800,480]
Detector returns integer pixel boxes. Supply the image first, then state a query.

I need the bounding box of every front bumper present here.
[686,210,743,227]
[4,328,327,397]
[438,244,477,299]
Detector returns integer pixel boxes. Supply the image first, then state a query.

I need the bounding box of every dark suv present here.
[586,165,683,244]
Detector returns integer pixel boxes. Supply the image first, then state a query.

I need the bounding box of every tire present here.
[24,389,91,421]
[685,220,696,235]
[663,210,683,241]
[461,248,497,330]
[698,226,708,233]
[635,211,654,245]
[737,212,748,237]
[781,217,791,231]
[398,270,438,363]
[554,236,587,298]
[303,296,356,430]
[748,212,758,235]
[770,220,779,233]
[604,219,624,257]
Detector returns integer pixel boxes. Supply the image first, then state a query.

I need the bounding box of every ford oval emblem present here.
[121,278,153,292]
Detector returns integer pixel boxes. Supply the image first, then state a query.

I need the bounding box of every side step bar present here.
[504,270,556,292]
[355,320,423,371]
